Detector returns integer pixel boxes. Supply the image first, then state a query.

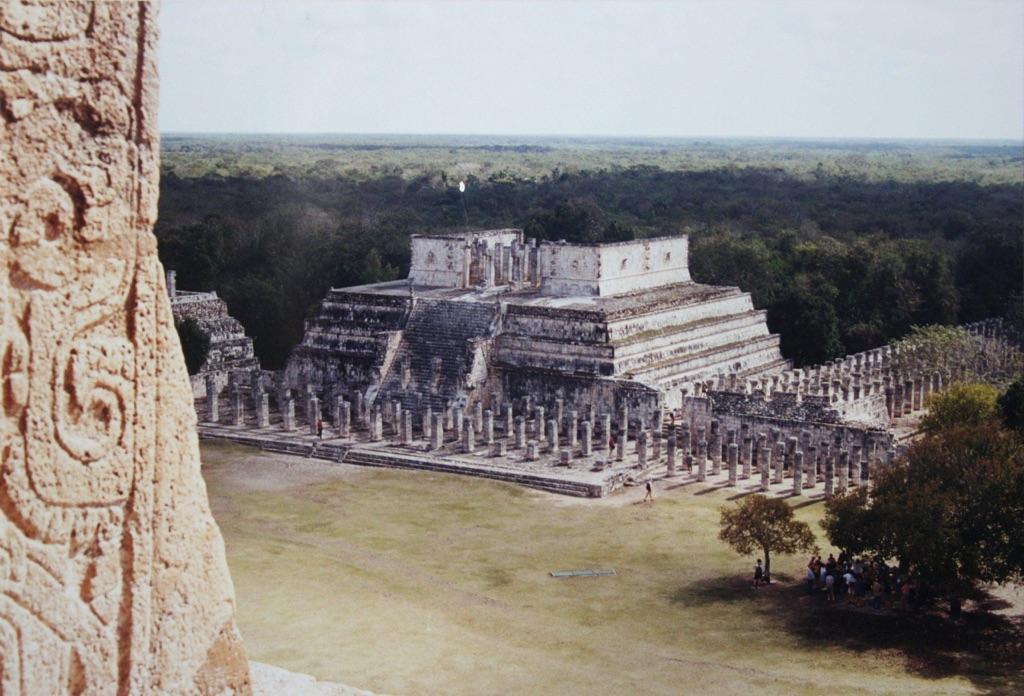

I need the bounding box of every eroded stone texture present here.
[0,3,250,693]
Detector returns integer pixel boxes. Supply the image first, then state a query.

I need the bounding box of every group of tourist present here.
[802,554,921,612]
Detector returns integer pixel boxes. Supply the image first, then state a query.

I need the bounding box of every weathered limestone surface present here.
[0,3,250,693]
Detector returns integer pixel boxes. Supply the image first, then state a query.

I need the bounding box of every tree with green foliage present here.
[822,422,1024,604]
[890,325,982,382]
[768,274,844,366]
[175,317,211,376]
[998,372,1024,438]
[362,248,401,284]
[719,495,816,582]
[920,382,1000,434]
[818,487,875,560]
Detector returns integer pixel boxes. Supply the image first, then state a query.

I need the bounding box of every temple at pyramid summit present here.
[285,230,790,423]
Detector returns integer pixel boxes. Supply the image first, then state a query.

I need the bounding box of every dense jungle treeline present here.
[155,137,1023,370]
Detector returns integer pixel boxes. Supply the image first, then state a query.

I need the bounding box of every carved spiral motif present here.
[54,339,133,464]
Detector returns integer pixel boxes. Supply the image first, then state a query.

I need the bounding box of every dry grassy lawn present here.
[201,440,1024,696]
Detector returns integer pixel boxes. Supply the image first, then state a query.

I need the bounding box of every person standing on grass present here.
[644,480,653,502]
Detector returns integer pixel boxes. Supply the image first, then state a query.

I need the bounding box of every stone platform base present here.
[198,423,632,497]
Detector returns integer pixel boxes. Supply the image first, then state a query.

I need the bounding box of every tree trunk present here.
[764,548,772,584]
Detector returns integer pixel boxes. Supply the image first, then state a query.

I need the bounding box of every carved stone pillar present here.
[0,4,250,691]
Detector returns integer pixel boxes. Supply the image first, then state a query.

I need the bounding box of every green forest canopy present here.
[155,135,1023,369]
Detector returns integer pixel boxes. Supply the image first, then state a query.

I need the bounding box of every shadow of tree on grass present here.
[673,576,1024,694]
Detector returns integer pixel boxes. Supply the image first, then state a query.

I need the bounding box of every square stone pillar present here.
[231,387,245,426]
[581,421,592,456]
[400,410,413,444]
[666,436,676,475]
[354,391,365,423]
[526,440,540,461]
[567,411,578,449]
[282,396,295,432]
[600,414,611,448]
[710,421,722,475]
[792,451,803,495]
[838,452,849,493]
[255,393,270,428]
[513,416,526,449]
[206,373,219,423]
[370,408,383,442]
[850,444,862,487]
[652,428,662,461]
[308,396,321,436]
[760,447,771,491]
[463,420,475,453]
[804,446,817,489]
[727,443,738,486]
[696,438,708,482]
[547,419,559,453]
[338,401,351,438]
[741,436,752,479]
[773,442,785,484]
[637,430,648,468]
[430,413,444,450]
[483,409,494,446]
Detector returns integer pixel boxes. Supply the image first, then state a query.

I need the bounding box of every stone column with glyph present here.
[0,2,251,693]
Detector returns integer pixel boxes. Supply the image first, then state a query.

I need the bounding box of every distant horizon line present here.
[159,131,1024,145]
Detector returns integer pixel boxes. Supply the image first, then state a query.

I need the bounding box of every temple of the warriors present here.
[286,230,790,425]
[194,228,1021,500]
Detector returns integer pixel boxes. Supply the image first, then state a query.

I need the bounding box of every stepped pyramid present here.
[285,230,789,424]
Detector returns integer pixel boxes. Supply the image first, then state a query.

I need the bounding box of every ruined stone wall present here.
[0,4,250,692]
[539,236,691,297]
[409,229,523,288]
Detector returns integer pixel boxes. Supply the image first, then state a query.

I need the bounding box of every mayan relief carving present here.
[1,2,250,693]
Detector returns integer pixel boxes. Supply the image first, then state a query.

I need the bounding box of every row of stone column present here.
[661,419,896,493]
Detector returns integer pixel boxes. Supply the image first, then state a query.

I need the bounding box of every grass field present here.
[201,440,1024,695]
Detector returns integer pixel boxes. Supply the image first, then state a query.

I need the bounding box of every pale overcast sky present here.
[158,0,1024,140]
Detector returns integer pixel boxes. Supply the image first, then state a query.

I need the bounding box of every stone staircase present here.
[374,298,501,410]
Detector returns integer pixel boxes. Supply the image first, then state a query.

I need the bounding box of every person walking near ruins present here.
[317,419,323,439]
[644,480,653,502]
